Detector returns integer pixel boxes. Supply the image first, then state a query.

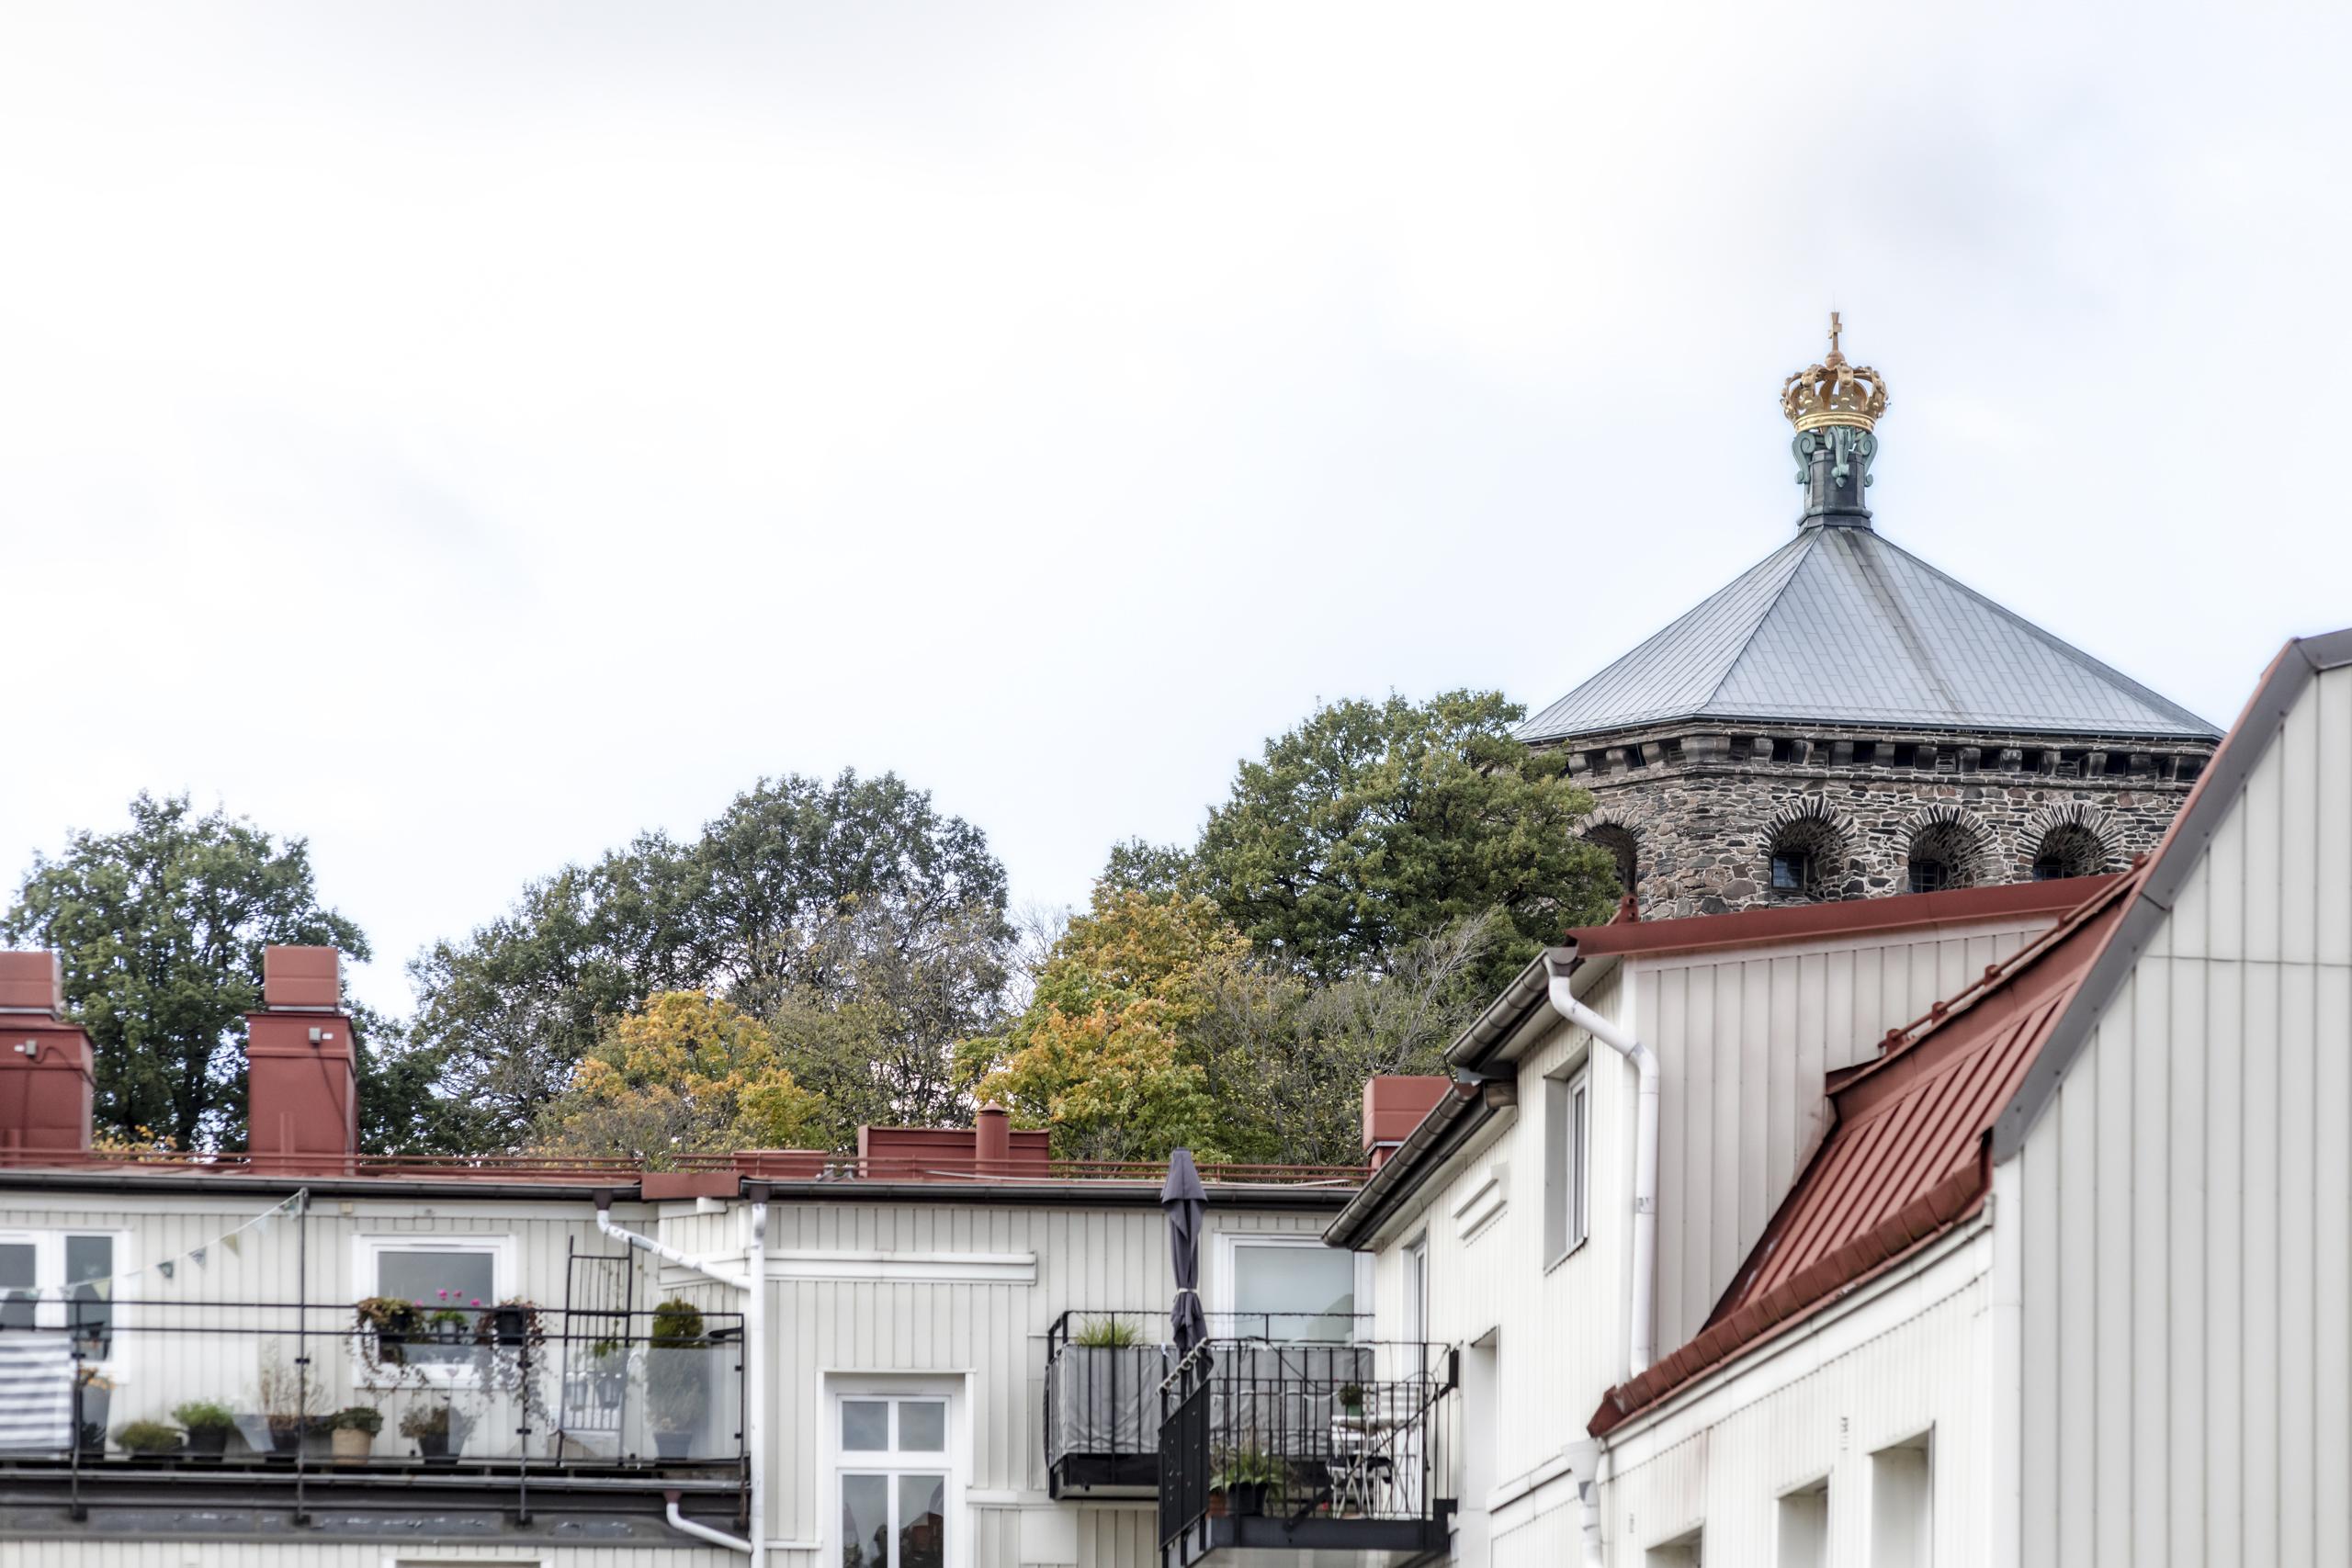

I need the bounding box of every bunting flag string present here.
[42,1188,306,1298]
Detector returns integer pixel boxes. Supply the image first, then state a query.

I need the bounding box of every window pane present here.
[66,1236,111,1357]
[0,1243,35,1332]
[898,1400,945,1452]
[375,1249,496,1366]
[842,1400,889,1451]
[842,1473,888,1568]
[899,1472,946,1568]
[1233,1244,1355,1340]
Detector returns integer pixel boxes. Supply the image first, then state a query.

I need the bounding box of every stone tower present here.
[1519,319,2220,918]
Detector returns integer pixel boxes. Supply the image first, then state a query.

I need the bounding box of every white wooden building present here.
[1331,628,2352,1568]
[0,966,1372,1568]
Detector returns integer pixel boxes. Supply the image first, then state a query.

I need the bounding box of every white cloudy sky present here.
[3,4,2347,1016]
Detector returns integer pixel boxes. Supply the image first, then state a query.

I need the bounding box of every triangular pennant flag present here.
[189,1247,206,1269]
[156,1260,175,1280]
[220,1234,242,1259]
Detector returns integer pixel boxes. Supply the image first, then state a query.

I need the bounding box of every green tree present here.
[1193,690,1618,987]
[413,770,1012,1149]
[956,888,1244,1161]
[2,794,372,1149]
[534,991,830,1167]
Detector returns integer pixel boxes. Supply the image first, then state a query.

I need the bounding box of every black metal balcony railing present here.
[0,1300,748,1527]
[1045,1312,1379,1496]
[1158,1337,1456,1568]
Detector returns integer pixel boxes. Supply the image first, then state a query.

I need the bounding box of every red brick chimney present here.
[245,945,356,1174]
[975,1101,1011,1169]
[1362,1076,1451,1171]
[0,951,93,1162]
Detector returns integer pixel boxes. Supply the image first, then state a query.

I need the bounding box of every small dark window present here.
[1770,850,1814,893]
[1889,743,1917,769]
[2178,756,2204,783]
[2103,751,2131,777]
[2031,824,2108,882]
[1908,854,1955,894]
[1661,739,1684,764]
[1770,738,1797,764]
[1584,825,1640,897]
[2018,750,2042,773]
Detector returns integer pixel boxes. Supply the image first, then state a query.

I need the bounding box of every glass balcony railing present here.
[0,1300,748,1519]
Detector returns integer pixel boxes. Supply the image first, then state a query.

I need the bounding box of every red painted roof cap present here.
[262,946,342,1010]
[0,951,63,1014]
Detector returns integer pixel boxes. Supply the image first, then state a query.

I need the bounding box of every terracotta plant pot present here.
[332,1427,373,1464]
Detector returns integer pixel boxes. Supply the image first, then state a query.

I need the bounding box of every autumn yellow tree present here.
[536,991,830,1168]
[956,889,1250,1161]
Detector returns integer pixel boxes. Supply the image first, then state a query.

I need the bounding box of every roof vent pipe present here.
[1545,953,1659,1375]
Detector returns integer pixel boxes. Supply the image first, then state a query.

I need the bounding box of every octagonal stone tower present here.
[1520,318,2221,918]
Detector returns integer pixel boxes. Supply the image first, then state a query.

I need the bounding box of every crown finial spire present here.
[1783,317,1886,525]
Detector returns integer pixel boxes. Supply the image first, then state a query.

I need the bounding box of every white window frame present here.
[348,1234,516,1390]
[827,1374,967,1568]
[0,1227,127,1360]
[1400,1234,1429,1346]
[1544,1064,1591,1268]
[1211,1232,1374,1342]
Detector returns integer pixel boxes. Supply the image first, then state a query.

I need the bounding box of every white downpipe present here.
[668,1493,754,1555]
[600,1195,767,1567]
[1546,957,1660,1375]
[1578,1478,1605,1566]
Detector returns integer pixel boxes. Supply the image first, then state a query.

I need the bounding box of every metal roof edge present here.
[1991,628,2352,1161]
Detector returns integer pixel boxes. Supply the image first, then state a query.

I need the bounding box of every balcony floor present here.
[1176,1513,1450,1568]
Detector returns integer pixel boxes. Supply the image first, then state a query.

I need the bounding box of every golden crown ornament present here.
[1781,313,1889,431]
[1786,314,1884,511]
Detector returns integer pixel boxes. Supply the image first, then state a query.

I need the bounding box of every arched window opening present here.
[1584,825,1640,897]
[1905,819,1983,894]
[1765,818,1844,899]
[2031,823,2108,882]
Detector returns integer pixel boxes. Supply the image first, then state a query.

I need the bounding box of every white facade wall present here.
[1634,917,2048,1347]
[2009,663,2352,1568]
[0,1182,1335,1568]
[1600,1234,1992,1568]
[1359,908,2063,1568]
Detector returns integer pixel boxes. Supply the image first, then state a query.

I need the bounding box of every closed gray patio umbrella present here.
[1159,1148,1209,1362]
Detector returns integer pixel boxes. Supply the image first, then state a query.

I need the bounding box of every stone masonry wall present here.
[1577,745,2203,919]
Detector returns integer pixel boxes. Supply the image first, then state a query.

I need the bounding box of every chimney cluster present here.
[0,944,357,1171]
[0,951,94,1160]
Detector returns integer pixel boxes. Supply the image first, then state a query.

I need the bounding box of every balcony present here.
[1046,1313,1381,1499]
[1158,1337,1456,1568]
[0,1300,746,1533]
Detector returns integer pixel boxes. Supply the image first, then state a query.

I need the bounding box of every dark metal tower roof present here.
[1517,523,2219,743]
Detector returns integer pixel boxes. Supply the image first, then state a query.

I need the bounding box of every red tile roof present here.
[1587,867,2142,1437]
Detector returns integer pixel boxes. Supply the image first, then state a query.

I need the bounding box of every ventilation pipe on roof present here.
[601,1187,768,1565]
[1545,953,1659,1375]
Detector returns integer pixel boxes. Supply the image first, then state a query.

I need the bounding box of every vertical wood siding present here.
[1637,918,2048,1348]
[1600,1247,1989,1567]
[0,1188,1322,1568]
[2015,664,2352,1568]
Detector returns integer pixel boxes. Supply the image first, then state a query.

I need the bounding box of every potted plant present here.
[478,1296,537,1348]
[330,1405,382,1464]
[249,1348,323,1460]
[115,1418,183,1459]
[646,1297,709,1460]
[173,1400,238,1459]
[356,1296,421,1369]
[75,1369,114,1455]
[1050,1315,1164,1465]
[1211,1448,1286,1518]
[400,1402,468,1462]
[1336,1383,1365,1418]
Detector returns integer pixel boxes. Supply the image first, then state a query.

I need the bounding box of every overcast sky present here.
[4,4,2347,1017]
